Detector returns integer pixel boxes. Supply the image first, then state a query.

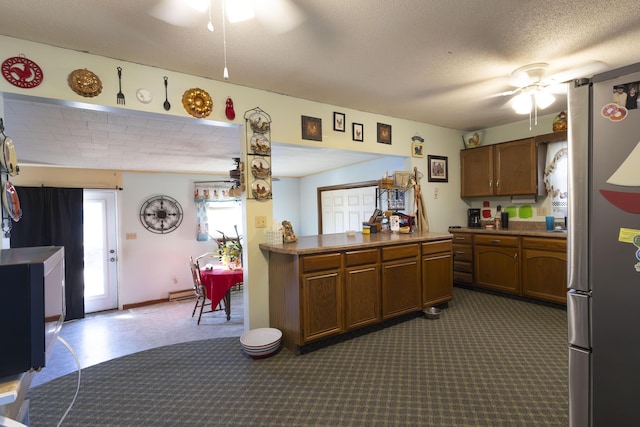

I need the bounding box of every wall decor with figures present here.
[244,107,272,200]
[1,118,22,238]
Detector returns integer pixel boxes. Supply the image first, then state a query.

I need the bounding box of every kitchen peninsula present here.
[259,231,453,353]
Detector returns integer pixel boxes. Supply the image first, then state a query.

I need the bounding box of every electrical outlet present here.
[537,207,548,216]
[255,216,267,228]
[126,232,137,240]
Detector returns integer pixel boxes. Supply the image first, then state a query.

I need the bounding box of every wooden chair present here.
[189,256,226,325]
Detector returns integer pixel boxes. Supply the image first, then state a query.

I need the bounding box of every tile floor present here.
[31,289,245,387]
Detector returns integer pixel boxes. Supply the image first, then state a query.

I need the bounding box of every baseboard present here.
[168,289,195,301]
[122,298,170,310]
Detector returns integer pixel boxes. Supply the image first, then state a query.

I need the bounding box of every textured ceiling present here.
[2,0,640,175]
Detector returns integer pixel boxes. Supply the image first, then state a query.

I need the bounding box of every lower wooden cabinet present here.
[521,237,567,304]
[421,240,453,307]
[266,238,452,353]
[381,244,421,319]
[452,232,473,286]
[474,235,520,295]
[301,253,343,342]
[345,249,381,330]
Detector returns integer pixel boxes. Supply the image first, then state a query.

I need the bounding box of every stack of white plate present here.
[240,327,282,358]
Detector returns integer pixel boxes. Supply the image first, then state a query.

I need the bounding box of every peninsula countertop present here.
[449,226,567,239]
[259,230,453,255]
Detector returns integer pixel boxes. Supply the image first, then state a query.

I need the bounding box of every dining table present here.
[199,266,243,321]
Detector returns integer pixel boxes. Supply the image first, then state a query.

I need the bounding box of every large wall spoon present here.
[163,76,171,111]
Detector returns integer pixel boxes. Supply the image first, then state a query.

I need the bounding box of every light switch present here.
[255,216,267,228]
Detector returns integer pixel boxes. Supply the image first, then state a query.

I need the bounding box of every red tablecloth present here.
[200,267,243,311]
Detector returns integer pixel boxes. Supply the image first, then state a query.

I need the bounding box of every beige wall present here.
[1,35,562,328]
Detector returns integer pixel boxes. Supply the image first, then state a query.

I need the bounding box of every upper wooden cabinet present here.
[460,132,567,198]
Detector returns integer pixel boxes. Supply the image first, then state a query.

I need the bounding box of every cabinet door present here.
[460,145,494,197]
[422,252,452,307]
[474,245,520,294]
[302,270,343,342]
[522,248,567,304]
[494,138,536,195]
[345,264,381,329]
[381,259,420,319]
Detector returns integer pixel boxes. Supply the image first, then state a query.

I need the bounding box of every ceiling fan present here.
[499,63,567,115]
[150,0,306,34]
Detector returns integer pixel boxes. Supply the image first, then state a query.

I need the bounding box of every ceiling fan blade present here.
[544,61,608,84]
[543,83,568,95]
[252,0,306,33]
[150,0,207,27]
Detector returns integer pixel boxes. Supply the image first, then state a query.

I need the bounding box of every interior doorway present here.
[318,181,378,234]
[83,190,119,313]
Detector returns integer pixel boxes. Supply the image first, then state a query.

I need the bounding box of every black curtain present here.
[10,187,85,320]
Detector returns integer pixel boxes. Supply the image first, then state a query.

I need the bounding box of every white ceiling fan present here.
[150,0,306,34]
[499,63,566,115]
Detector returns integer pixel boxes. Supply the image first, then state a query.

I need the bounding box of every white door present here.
[321,186,377,234]
[83,190,119,313]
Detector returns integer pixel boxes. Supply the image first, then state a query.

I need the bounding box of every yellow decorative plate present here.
[182,88,213,118]
[68,68,102,97]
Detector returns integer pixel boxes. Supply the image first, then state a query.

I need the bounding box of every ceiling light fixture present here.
[509,63,556,129]
[207,0,214,32]
[225,0,255,23]
[222,0,229,80]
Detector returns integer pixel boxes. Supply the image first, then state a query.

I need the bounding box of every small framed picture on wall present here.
[427,155,448,182]
[352,123,364,142]
[377,122,392,144]
[301,116,322,141]
[333,112,345,132]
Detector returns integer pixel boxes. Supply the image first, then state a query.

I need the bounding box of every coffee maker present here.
[467,208,481,228]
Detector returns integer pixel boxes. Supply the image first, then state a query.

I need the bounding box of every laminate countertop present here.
[259,230,452,255]
[450,226,567,239]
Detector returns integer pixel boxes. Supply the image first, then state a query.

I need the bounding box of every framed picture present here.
[411,141,424,157]
[333,112,345,132]
[352,122,364,142]
[301,116,322,141]
[428,155,448,182]
[377,122,392,144]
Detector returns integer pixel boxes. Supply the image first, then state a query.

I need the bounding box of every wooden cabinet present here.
[474,234,520,295]
[344,249,381,330]
[521,237,567,304]
[460,145,494,197]
[301,253,343,342]
[381,244,421,319]
[451,232,473,286]
[421,240,453,307]
[263,234,453,353]
[460,137,544,198]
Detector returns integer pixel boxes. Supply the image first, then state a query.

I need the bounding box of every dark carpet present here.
[28,288,568,426]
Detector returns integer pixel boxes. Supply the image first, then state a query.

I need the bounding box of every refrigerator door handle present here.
[567,83,591,292]
[567,290,591,349]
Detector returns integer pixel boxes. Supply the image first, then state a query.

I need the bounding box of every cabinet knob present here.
[490,239,500,243]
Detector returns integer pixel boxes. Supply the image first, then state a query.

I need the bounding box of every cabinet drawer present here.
[522,237,566,251]
[421,240,452,255]
[451,233,473,244]
[452,244,472,262]
[454,260,473,273]
[474,234,519,247]
[382,244,419,261]
[453,271,473,284]
[345,249,379,267]
[302,253,341,273]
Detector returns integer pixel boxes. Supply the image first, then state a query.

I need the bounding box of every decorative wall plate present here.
[2,181,22,222]
[182,88,213,118]
[248,111,270,133]
[251,179,271,199]
[68,68,103,97]
[2,55,44,88]
[1,136,19,176]
[251,157,271,179]
[250,133,271,155]
[139,195,183,234]
[136,88,153,104]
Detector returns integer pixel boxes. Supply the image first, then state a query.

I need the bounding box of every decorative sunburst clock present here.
[139,195,183,234]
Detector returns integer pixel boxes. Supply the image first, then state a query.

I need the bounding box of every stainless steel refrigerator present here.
[568,63,640,426]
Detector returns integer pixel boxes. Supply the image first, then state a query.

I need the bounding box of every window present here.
[206,199,243,239]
